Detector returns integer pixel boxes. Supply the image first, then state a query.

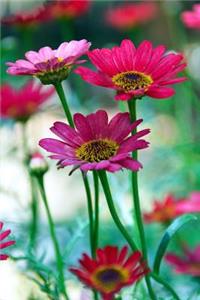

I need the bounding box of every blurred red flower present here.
[70,246,149,300]
[0,80,54,121]
[76,39,186,101]
[1,5,49,27]
[181,4,200,30]
[0,222,15,261]
[105,2,157,30]
[46,0,90,20]
[143,192,200,223]
[166,245,200,276]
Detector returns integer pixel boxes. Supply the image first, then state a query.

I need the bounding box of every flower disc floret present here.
[69,246,149,299]
[75,39,187,101]
[6,39,91,85]
[39,110,150,173]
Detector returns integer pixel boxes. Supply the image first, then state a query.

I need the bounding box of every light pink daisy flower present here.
[6,39,91,85]
[75,39,187,101]
[39,110,150,173]
[0,222,15,261]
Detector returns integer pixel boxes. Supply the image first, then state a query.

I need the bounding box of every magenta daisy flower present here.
[6,39,91,85]
[39,110,150,173]
[0,222,15,261]
[75,39,187,101]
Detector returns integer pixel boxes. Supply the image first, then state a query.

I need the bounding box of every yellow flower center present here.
[76,139,119,162]
[112,71,153,92]
[92,265,129,292]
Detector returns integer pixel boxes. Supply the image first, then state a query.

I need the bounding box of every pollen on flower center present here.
[112,71,153,92]
[76,139,119,162]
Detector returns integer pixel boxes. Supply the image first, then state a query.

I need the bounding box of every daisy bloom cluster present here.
[181,4,200,30]
[70,246,149,300]
[166,245,200,276]
[6,39,91,85]
[75,39,187,101]
[0,222,15,261]
[143,192,200,223]
[46,0,90,20]
[0,80,54,121]
[39,110,150,173]
[105,2,157,30]
[1,5,48,27]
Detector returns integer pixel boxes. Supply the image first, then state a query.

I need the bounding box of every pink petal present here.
[119,157,142,171]
[147,86,175,99]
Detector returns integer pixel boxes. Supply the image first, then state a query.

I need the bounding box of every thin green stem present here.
[128,99,157,300]
[82,172,94,257]
[36,176,69,300]
[54,84,96,299]
[151,273,181,300]
[21,123,38,250]
[93,171,99,258]
[54,82,74,128]
[98,170,138,252]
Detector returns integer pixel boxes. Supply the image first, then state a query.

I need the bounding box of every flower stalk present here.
[128,98,156,300]
[98,170,138,252]
[36,174,69,300]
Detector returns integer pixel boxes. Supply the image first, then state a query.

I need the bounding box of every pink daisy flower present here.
[75,39,187,101]
[181,4,200,30]
[165,245,200,276]
[0,80,54,121]
[0,222,15,261]
[39,110,150,173]
[6,39,91,85]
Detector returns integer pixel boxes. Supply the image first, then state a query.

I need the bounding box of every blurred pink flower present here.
[0,222,15,261]
[46,0,90,20]
[105,2,157,30]
[144,192,200,223]
[6,40,91,85]
[75,39,187,101]
[181,4,200,30]
[39,110,150,173]
[1,5,49,27]
[0,80,54,121]
[166,245,200,276]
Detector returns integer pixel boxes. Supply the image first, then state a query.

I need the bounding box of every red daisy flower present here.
[1,5,49,27]
[181,4,200,30]
[75,39,187,101]
[105,2,157,30]
[165,245,200,276]
[143,192,200,223]
[0,222,15,261]
[46,0,90,20]
[39,110,150,173]
[70,246,149,300]
[0,80,54,121]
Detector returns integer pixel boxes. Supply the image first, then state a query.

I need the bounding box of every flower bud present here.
[29,152,48,176]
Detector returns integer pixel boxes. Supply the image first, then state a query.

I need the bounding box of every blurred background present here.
[0,1,200,299]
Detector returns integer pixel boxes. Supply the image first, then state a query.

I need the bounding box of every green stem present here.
[54,82,74,128]
[93,171,99,258]
[54,83,96,299]
[98,170,138,252]
[128,99,157,300]
[21,123,38,250]
[151,273,181,300]
[36,175,69,300]
[82,172,94,257]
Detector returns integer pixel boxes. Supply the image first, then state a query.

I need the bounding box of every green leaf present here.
[153,214,199,274]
